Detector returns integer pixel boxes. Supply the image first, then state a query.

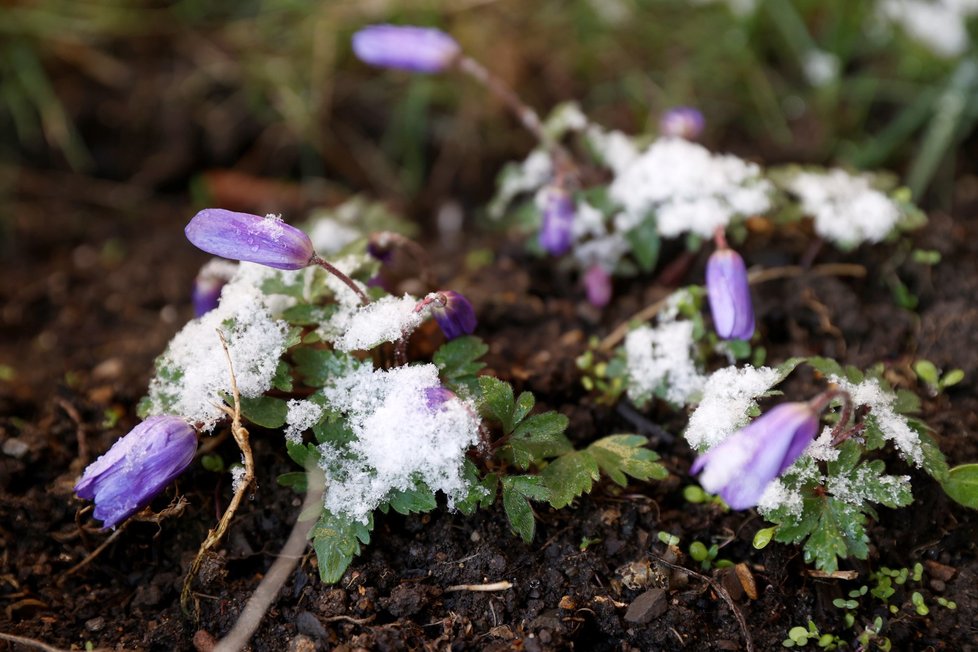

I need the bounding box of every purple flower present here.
[660,106,705,140]
[185,209,315,271]
[75,416,198,529]
[419,290,477,340]
[424,386,457,411]
[583,265,612,307]
[706,248,755,340]
[691,402,819,509]
[538,186,575,256]
[191,260,238,317]
[352,25,461,73]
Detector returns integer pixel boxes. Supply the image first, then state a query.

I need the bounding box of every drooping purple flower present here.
[538,186,575,256]
[583,264,613,307]
[706,247,755,340]
[660,106,705,140]
[191,259,238,317]
[691,402,820,510]
[424,386,457,411]
[418,290,477,340]
[185,209,315,271]
[75,416,198,529]
[352,25,461,73]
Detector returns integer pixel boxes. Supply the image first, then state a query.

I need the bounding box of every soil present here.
[4,50,978,652]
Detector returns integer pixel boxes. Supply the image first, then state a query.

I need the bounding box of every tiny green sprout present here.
[911,248,941,266]
[785,625,811,647]
[936,597,957,609]
[848,585,868,598]
[844,613,855,628]
[911,591,929,616]
[912,562,923,582]
[894,567,909,585]
[684,485,709,503]
[832,598,859,610]
[201,454,225,473]
[753,526,777,549]
[914,359,965,394]
[657,531,681,546]
[579,536,601,551]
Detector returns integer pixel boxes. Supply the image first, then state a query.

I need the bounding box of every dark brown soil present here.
[2,182,978,652]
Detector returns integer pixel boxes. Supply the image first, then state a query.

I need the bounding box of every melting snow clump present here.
[145,263,290,431]
[333,294,424,352]
[625,319,705,407]
[318,363,482,523]
[684,364,783,451]
[285,399,326,444]
[830,375,924,466]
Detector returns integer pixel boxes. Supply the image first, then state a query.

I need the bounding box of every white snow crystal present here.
[333,294,424,352]
[585,126,640,173]
[684,365,782,451]
[317,363,482,522]
[285,399,326,444]
[307,218,361,255]
[830,375,924,466]
[788,169,901,248]
[806,425,841,462]
[145,263,290,431]
[609,138,772,238]
[231,463,248,494]
[490,149,554,219]
[625,321,706,407]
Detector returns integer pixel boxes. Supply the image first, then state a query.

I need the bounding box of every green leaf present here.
[803,498,868,573]
[827,440,861,475]
[501,475,550,543]
[455,463,496,515]
[942,369,965,388]
[625,218,661,272]
[383,478,439,515]
[808,357,844,379]
[942,464,978,509]
[913,423,950,483]
[286,440,318,467]
[293,348,367,388]
[271,359,294,392]
[478,376,516,432]
[512,392,535,426]
[277,471,308,492]
[311,510,374,584]
[587,434,668,486]
[893,389,921,415]
[281,304,337,327]
[913,360,940,387]
[312,416,357,446]
[509,412,572,468]
[540,451,600,509]
[774,357,806,382]
[433,336,488,394]
[239,395,288,428]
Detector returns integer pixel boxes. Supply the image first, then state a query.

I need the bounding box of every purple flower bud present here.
[660,106,705,140]
[706,248,755,340]
[185,209,315,270]
[424,386,457,411]
[74,416,198,529]
[191,260,238,317]
[583,265,613,307]
[691,402,819,509]
[352,25,461,73]
[418,290,477,340]
[538,186,575,256]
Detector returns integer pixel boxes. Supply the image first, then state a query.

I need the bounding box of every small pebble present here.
[84,617,105,633]
[624,588,668,624]
[296,610,327,640]
[2,438,29,459]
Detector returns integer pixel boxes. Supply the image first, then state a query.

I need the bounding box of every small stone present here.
[296,611,327,640]
[924,560,957,583]
[288,634,317,652]
[84,617,106,632]
[192,630,217,652]
[624,588,668,624]
[2,438,29,459]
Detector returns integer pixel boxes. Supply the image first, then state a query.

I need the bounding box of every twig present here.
[0,632,112,652]
[653,556,754,652]
[321,614,376,625]
[181,330,256,618]
[599,262,866,352]
[213,469,325,652]
[57,523,127,584]
[443,581,513,592]
[55,398,89,466]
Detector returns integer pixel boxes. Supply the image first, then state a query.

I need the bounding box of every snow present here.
[307,217,361,255]
[285,399,326,444]
[625,320,705,407]
[787,168,901,247]
[585,126,640,173]
[231,462,248,493]
[609,138,772,238]
[684,365,783,451]
[317,363,482,522]
[878,0,978,58]
[144,263,291,431]
[490,149,554,219]
[333,294,424,352]
[830,375,924,466]
[806,425,841,462]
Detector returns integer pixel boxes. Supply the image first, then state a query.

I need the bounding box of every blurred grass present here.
[2,0,977,207]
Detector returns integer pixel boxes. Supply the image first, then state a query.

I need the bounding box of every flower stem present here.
[807,388,856,446]
[312,255,371,305]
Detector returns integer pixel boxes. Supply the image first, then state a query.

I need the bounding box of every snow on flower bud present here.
[185,209,315,270]
[538,186,575,256]
[352,24,461,73]
[583,264,613,307]
[691,402,819,509]
[660,106,705,140]
[706,247,755,340]
[191,259,238,317]
[74,416,198,529]
[418,290,477,340]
